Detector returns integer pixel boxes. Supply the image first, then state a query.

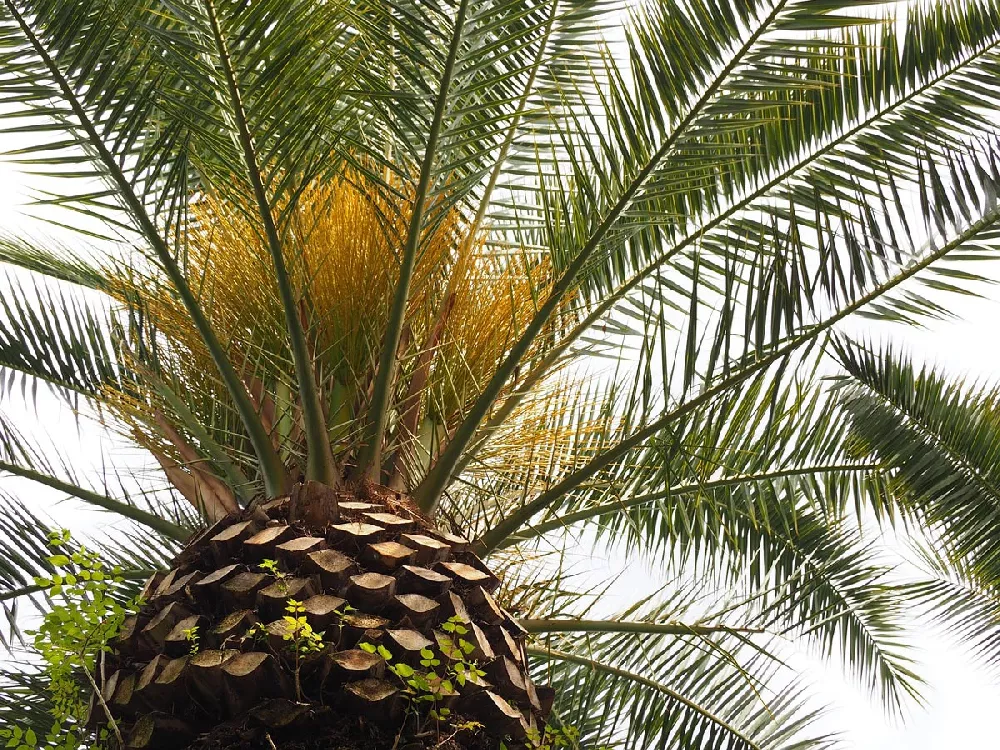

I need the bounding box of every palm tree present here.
[2,0,1000,747]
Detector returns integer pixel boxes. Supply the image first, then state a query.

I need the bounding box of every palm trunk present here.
[100,480,550,750]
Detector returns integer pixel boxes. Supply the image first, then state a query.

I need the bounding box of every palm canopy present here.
[2,0,1000,747]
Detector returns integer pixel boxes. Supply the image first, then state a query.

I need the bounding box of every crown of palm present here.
[2,0,1000,747]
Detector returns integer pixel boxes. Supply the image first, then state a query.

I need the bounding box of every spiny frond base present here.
[99,481,551,749]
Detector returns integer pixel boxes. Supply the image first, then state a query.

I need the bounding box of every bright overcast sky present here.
[4,165,1000,750]
[2,24,1000,748]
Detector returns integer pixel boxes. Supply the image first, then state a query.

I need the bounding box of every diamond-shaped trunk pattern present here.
[99,481,552,749]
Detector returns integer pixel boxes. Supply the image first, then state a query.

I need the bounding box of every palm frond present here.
[0,0,292,493]
[0,411,192,540]
[528,600,835,750]
[416,0,805,510]
[0,272,120,405]
[475,135,1000,554]
[478,363,923,708]
[0,235,112,291]
[4,0,1000,745]
[833,340,1000,590]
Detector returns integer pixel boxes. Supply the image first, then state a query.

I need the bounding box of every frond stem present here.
[0,461,189,541]
[521,619,765,636]
[526,646,761,749]
[202,0,335,487]
[415,0,790,512]
[356,0,474,482]
[502,462,883,548]
[468,0,561,237]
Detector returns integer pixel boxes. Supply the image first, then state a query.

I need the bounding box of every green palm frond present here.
[500,357,887,542]
[477,365,923,708]
[567,492,919,709]
[833,339,1000,589]
[530,609,834,750]
[902,573,1000,669]
[4,0,1000,746]
[0,236,111,292]
[0,272,120,403]
[474,0,1000,429]
[475,130,1000,555]
[830,339,1000,672]
[0,0,296,492]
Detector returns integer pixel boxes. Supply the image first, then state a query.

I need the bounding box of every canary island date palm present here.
[3,0,1000,748]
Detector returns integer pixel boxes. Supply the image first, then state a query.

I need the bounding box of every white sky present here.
[3,55,1000,750]
[4,170,1000,750]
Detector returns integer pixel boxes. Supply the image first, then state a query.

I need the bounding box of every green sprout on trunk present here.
[282,598,324,700]
[0,531,137,750]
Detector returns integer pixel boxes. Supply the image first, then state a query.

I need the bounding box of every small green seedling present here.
[181,624,201,655]
[282,598,324,700]
[525,725,581,750]
[258,558,289,593]
[360,614,490,738]
[359,641,393,661]
[0,531,138,750]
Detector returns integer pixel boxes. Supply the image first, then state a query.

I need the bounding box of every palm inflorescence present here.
[3,0,1000,748]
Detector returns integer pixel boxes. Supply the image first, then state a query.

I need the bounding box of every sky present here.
[5,162,1000,749]
[3,19,1000,750]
